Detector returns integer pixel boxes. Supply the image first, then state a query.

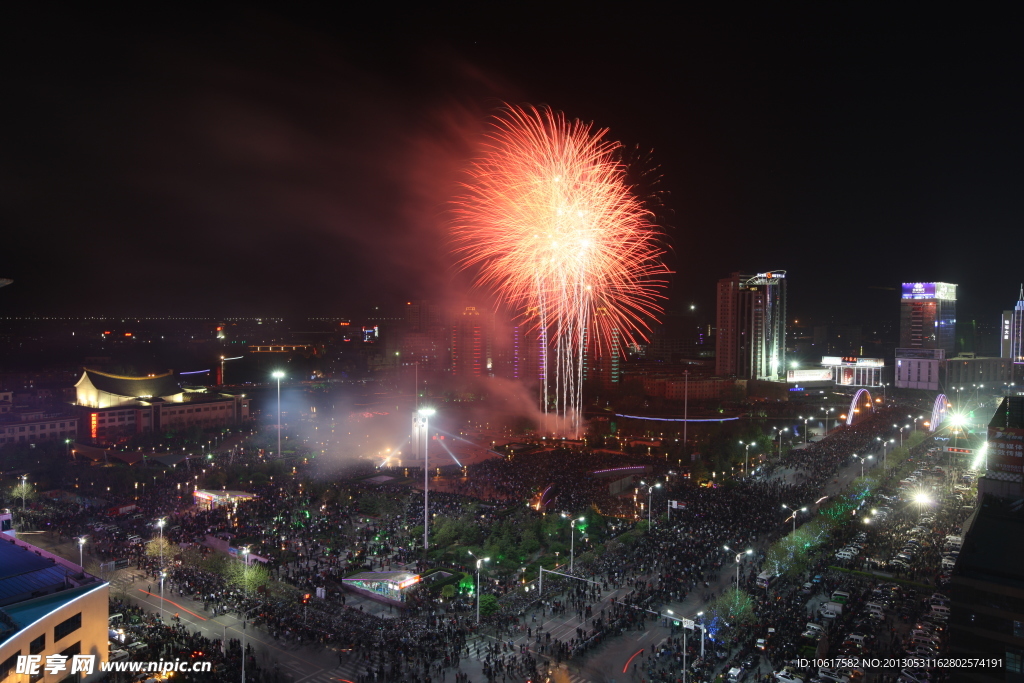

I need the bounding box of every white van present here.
[930,605,951,619]
[756,571,778,589]
[941,557,957,570]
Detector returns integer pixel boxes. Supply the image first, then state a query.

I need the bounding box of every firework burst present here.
[452,104,670,434]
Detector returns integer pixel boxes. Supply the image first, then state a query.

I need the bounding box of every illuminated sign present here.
[755,271,785,279]
[90,413,98,439]
[901,282,956,301]
[787,368,833,382]
[822,356,885,367]
[397,575,421,590]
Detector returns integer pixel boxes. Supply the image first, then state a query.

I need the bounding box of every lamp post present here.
[853,454,873,479]
[77,536,86,568]
[468,551,490,624]
[800,416,809,445]
[19,474,27,511]
[776,428,789,459]
[562,514,585,572]
[640,481,661,527]
[781,503,807,534]
[272,371,285,458]
[160,570,166,622]
[418,407,435,553]
[723,545,752,587]
[739,441,756,477]
[894,424,905,448]
[695,612,707,658]
[156,518,165,570]
[821,406,835,434]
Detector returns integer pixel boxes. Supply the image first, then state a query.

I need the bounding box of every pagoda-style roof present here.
[77,368,180,400]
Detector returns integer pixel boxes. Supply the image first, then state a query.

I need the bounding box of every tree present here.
[478,594,499,617]
[441,584,456,600]
[707,587,756,628]
[10,480,34,509]
[225,560,271,593]
[146,537,175,561]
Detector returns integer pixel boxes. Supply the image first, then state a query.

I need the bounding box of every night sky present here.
[1,6,1020,324]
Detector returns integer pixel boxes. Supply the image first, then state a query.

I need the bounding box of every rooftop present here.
[989,396,1024,431]
[79,368,180,400]
[955,493,1024,590]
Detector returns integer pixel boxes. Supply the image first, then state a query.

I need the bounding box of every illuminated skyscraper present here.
[1000,285,1024,364]
[899,282,957,355]
[715,271,787,380]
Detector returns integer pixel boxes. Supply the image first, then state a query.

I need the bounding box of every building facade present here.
[0,516,109,683]
[899,282,957,354]
[715,271,787,381]
[72,369,250,444]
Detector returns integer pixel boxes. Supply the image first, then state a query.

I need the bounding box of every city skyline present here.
[2,7,1021,327]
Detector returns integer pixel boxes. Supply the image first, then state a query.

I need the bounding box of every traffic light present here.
[302,594,311,604]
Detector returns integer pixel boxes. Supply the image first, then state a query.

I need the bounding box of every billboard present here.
[822,356,885,367]
[902,282,957,301]
[787,368,833,382]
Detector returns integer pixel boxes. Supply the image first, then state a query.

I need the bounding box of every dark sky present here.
[1,5,1020,324]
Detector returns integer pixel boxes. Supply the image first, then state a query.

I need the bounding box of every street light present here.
[852,454,873,479]
[781,503,807,534]
[272,371,285,458]
[156,518,166,570]
[19,474,27,511]
[799,416,809,445]
[418,407,435,553]
[739,441,756,477]
[820,406,835,434]
[468,551,490,624]
[723,545,753,587]
[160,570,166,622]
[77,536,86,568]
[562,514,586,572]
[695,611,707,658]
[639,481,661,527]
[775,427,789,459]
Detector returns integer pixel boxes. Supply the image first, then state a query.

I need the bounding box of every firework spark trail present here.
[452,104,670,435]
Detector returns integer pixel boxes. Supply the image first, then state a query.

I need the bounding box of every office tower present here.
[899,282,957,355]
[1001,285,1024,363]
[715,271,787,380]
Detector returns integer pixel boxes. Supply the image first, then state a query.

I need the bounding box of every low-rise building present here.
[72,369,250,444]
[0,513,109,683]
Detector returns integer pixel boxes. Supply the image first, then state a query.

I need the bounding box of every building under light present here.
[0,512,109,683]
[899,282,957,355]
[715,271,787,381]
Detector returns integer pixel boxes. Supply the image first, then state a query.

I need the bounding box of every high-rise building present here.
[899,282,957,354]
[715,271,787,381]
[450,306,489,378]
[1000,285,1024,364]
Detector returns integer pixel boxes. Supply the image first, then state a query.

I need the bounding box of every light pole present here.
[723,545,752,586]
[799,416,809,445]
[160,570,166,622]
[739,441,756,477]
[894,424,905,448]
[272,371,285,458]
[776,428,789,459]
[853,454,873,479]
[781,503,807,534]
[695,612,707,658]
[156,518,165,570]
[468,551,490,624]
[640,481,661,527]
[418,407,435,553]
[19,474,27,511]
[77,536,86,568]
[562,514,585,572]
[821,406,835,434]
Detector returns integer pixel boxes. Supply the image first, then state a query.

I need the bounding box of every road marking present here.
[637,630,651,641]
[292,667,325,683]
